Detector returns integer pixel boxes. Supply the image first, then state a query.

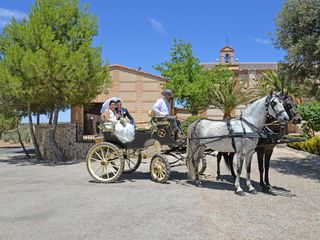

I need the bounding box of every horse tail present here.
[187,130,196,181]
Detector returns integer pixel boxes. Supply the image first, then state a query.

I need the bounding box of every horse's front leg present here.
[216,152,223,181]
[234,152,245,196]
[257,149,268,191]
[246,150,257,194]
[264,149,273,188]
[228,153,236,179]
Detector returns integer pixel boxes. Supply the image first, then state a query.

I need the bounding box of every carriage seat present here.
[148,110,170,127]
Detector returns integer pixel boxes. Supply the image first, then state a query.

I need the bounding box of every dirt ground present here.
[0,146,319,240]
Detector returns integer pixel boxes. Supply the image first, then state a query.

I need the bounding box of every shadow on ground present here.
[0,147,82,166]
[118,171,293,196]
[271,155,320,181]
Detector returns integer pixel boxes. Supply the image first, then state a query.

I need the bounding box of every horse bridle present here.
[265,95,286,119]
[282,96,301,123]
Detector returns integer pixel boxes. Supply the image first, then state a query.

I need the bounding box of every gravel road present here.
[0,146,319,240]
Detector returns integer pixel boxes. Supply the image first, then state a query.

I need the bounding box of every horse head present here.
[282,93,302,124]
[265,92,289,122]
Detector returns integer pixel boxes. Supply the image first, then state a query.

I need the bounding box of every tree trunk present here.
[223,113,231,121]
[36,114,40,125]
[27,105,43,160]
[48,106,65,161]
[48,111,53,124]
[17,123,30,159]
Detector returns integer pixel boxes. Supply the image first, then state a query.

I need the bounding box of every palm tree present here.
[210,78,260,120]
[258,70,303,103]
[258,70,282,94]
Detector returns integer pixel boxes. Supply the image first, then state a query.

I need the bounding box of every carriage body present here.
[100,122,179,150]
[85,118,207,184]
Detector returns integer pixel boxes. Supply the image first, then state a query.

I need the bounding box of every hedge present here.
[287,136,320,155]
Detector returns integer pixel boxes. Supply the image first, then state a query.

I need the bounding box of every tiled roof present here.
[201,62,278,70]
[239,62,277,70]
[109,64,167,81]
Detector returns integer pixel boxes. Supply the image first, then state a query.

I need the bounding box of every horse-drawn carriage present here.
[86,114,209,183]
[86,93,303,195]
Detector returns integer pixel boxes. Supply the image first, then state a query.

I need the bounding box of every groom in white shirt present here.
[152,89,182,139]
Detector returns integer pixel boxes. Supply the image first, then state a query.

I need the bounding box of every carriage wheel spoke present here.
[94,151,103,160]
[105,147,110,160]
[105,167,110,179]
[94,165,103,175]
[109,167,117,176]
[126,158,134,168]
[91,157,101,162]
[126,159,131,168]
[101,149,105,160]
[101,165,105,176]
[158,170,164,178]
[127,158,136,165]
[110,160,119,168]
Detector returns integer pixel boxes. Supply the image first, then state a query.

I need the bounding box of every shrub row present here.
[287,136,320,155]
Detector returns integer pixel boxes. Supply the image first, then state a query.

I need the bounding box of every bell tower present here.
[220,46,235,64]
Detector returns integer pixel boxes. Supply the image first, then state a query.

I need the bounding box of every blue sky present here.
[0,0,287,122]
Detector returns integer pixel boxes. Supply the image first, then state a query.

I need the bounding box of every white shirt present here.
[152,98,171,117]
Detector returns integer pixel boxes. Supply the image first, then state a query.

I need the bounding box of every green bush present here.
[182,115,203,135]
[1,125,31,144]
[298,101,320,137]
[288,136,320,155]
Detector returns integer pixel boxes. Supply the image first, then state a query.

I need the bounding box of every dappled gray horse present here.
[187,93,289,195]
[215,94,302,192]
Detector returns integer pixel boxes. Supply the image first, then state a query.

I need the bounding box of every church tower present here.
[220,46,235,64]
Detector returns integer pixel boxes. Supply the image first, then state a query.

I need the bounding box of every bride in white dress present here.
[101,99,135,143]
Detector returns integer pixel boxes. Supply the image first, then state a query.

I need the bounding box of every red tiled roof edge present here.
[109,64,167,81]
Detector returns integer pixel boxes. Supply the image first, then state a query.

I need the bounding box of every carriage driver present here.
[152,89,183,140]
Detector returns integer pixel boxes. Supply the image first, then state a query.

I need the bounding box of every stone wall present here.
[35,123,94,161]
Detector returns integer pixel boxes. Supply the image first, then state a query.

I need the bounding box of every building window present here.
[224,53,231,64]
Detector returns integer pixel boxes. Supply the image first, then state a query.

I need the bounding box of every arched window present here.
[224,53,231,64]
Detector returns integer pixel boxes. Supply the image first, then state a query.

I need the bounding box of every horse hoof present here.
[261,186,270,193]
[216,176,223,181]
[249,189,258,194]
[195,181,202,188]
[235,190,245,196]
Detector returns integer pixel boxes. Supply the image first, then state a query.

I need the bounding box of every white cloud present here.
[0,7,27,20]
[254,38,271,45]
[0,7,27,28]
[148,17,167,36]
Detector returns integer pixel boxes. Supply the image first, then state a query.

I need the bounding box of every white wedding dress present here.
[104,109,135,143]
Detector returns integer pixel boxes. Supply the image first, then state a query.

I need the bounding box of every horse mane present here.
[242,96,267,117]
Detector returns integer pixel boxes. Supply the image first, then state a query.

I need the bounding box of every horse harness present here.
[189,95,282,152]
